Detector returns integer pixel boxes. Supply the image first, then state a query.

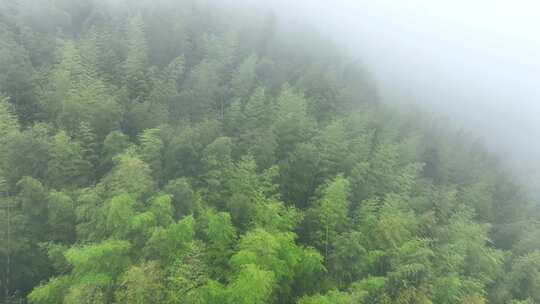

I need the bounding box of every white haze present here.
[236,0,540,193]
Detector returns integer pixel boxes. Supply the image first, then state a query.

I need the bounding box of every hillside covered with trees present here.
[1,1,539,303]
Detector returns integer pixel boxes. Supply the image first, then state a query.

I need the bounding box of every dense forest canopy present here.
[0,0,539,303]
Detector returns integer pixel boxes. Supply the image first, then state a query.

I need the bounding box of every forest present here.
[1,0,539,303]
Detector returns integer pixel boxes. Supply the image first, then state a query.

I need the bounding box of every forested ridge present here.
[1,1,539,303]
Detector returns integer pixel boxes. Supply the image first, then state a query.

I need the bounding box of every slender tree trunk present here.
[3,193,10,299]
[325,224,329,261]
[2,177,9,300]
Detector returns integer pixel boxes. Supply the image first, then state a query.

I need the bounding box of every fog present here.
[7,0,539,190]
[244,0,540,192]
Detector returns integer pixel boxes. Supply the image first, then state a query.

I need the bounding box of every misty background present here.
[239,0,540,194]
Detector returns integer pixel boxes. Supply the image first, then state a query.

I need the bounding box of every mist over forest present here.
[253,0,540,193]
[1,1,540,303]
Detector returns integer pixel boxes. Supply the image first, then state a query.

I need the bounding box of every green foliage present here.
[231,54,259,100]
[274,84,315,158]
[106,193,136,239]
[115,262,165,304]
[28,276,70,304]
[17,176,48,223]
[328,231,368,286]
[47,191,76,243]
[144,215,195,262]
[63,279,108,304]
[204,210,237,278]
[307,175,351,259]
[103,152,155,200]
[350,143,421,201]
[47,131,90,188]
[65,239,131,278]
[227,264,275,304]
[165,241,210,303]
[202,136,234,206]
[2,124,51,187]
[180,59,222,120]
[45,42,122,139]
[507,250,540,302]
[0,95,19,140]
[0,28,39,122]
[0,2,535,304]
[124,14,152,101]
[223,156,281,230]
[163,178,199,218]
[138,128,164,182]
[298,290,352,304]
[279,142,322,207]
[231,227,324,301]
[148,194,175,227]
[101,130,131,172]
[29,239,132,303]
